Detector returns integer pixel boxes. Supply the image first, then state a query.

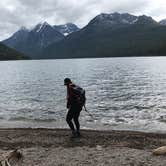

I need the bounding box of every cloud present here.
[0,0,166,40]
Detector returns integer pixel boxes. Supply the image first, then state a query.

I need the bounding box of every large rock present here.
[153,146,166,155]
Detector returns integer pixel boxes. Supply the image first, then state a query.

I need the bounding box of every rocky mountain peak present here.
[159,19,166,25]
[54,23,79,36]
[32,21,53,33]
[88,13,158,27]
[134,15,157,24]
[89,12,138,26]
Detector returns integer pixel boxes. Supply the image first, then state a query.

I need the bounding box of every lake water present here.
[1,57,166,132]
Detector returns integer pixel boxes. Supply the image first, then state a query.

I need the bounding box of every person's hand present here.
[67,103,70,109]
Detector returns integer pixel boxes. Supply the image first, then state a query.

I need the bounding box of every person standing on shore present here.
[64,78,85,137]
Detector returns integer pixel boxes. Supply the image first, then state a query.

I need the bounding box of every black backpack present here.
[72,85,86,106]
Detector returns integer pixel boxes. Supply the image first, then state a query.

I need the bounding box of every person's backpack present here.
[71,85,86,106]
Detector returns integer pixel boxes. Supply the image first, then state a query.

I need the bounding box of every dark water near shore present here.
[1,57,166,132]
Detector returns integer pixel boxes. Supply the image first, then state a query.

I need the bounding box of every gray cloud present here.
[0,0,166,40]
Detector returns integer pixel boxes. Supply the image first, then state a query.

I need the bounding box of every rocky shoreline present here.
[0,128,166,165]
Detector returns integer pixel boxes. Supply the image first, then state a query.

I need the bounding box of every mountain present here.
[54,23,79,36]
[135,15,157,24]
[159,19,166,25]
[0,42,29,60]
[43,13,166,59]
[3,22,64,59]
[2,13,166,59]
[89,13,138,26]
[3,26,29,48]
[88,13,157,27]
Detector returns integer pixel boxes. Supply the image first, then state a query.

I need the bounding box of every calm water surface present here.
[0,57,166,132]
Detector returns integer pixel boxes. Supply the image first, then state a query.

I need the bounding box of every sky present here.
[0,0,166,41]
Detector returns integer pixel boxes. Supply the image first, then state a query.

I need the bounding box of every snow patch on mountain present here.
[32,22,53,33]
[54,23,79,36]
[159,19,166,25]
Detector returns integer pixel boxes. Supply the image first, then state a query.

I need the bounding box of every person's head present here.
[64,78,72,86]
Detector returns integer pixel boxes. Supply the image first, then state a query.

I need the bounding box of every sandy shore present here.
[0,128,166,165]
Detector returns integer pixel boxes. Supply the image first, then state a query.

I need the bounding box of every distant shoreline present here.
[1,55,166,61]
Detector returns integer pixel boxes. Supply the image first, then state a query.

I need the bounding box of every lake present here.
[0,57,166,132]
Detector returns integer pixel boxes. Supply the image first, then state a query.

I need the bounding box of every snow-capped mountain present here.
[88,12,157,26]
[3,22,64,58]
[2,12,163,59]
[31,22,54,33]
[89,13,137,26]
[32,22,51,33]
[30,21,64,47]
[2,22,79,58]
[159,19,166,25]
[54,23,79,36]
[43,12,163,59]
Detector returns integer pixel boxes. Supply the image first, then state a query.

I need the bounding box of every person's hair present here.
[64,78,72,85]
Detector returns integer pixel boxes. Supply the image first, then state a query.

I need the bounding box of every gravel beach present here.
[0,128,166,166]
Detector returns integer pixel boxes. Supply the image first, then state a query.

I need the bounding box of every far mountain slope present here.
[0,42,29,60]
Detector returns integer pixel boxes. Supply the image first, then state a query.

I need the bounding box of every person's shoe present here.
[76,131,81,137]
[70,130,77,138]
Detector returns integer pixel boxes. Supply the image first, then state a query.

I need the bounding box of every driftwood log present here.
[0,150,22,166]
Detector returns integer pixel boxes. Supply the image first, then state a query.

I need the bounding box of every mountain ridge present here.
[2,12,166,59]
[54,23,80,36]
[2,22,79,59]
[42,13,166,59]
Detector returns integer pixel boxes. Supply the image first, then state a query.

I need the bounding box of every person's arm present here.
[67,85,74,108]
